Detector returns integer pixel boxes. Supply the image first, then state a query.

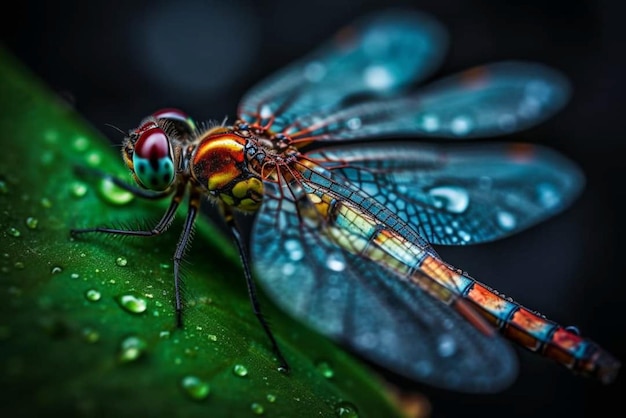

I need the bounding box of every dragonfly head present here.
[122,108,196,191]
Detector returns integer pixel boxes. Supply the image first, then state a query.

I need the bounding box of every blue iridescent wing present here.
[307,142,584,245]
[237,10,448,132]
[280,62,570,142]
[250,172,518,393]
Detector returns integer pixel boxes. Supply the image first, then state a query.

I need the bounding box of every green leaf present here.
[0,47,415,417]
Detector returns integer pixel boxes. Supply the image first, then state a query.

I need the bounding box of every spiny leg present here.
[221,203,290,373]
[171,191,201,328]
[70,182,185,237]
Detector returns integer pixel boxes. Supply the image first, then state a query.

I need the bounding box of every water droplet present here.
[518,96,541,118]
[85,289,101,302]
[51,266,63,275]
[304,61,326,82]
[70,273,80,279]
[420,114,440,132]
[428,186,470,213]
[458,230,472,243]
[70,181,88,198]
[414,360,433,377]
[82,327,100,343]
[525,79,552,102]
[335,401,359,418]
[73,136,89,152]
[315,361,335,379]
[159,330,171,339]
[25,217,38,229]
[450,115,473,136]
[437,334,457,357]
[208,334,217,341]
[266,394,276,403]
[281,262,296,276]
[14,261,24,270]
[8,227,21,237]
[116,293,148,314]
[118,335,148,362]
[496,211,517,231]
[98,178,134,205]
[41,197,52,208]
[44,130,58,143]
[284,239,304,261]
[86,151,102,167]
[0,180,7,194]
[115,256,128,267]
[325,253,345,272]
[180,375,210,401]
[498,114,517,131]
[536,182,560,209]
[346,117,362,130]
[260,104,272,119]
[233,364,248,377]
[363,65,393,90]
[250,402,264,415]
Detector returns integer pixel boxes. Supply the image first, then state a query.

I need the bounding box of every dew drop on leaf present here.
[315,360,335,379]
[70,181,88,198]
[115,293,147,314]
[180,375,210,401]
[82,327,100,344]
[335,401,359,418]
[233,364,248,377]
[25,217,38,229]
[99,178,134,205]
[85,289,101,302]
[250,402,264,415]
[118,335,147,363]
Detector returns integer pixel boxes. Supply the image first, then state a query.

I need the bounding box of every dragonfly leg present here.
[221,203,291,373]
[171,191,201,328]
[70,182,185,237]
[73,164,173,200]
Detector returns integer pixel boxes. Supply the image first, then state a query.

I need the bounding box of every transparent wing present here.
[238,9,448,132]
[307,142,584,245]
[281,61,571,142]
[250,174,518,393]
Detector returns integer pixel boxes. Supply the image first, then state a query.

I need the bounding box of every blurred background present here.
[1,0,624,416]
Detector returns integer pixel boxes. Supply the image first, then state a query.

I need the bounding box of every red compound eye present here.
[135,127,170,160]
[134,121,159,137]
[152,108,190,123]
[152,107,197,137]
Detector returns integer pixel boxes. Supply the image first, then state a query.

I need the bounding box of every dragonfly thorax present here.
[190,129,263,211]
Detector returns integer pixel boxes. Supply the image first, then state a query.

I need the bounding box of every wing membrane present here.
[307,142,584,245]
[282,62,570,142]
[238,10,448,132]
[251,175,518,392]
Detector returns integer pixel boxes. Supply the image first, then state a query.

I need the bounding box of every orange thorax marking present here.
[192,133,246,192]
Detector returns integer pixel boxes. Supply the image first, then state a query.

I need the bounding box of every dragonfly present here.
[71,9,620,393]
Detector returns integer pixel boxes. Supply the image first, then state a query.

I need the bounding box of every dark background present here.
[2,0,624,417]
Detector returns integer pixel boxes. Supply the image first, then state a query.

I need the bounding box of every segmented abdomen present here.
[299,163,619,383]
